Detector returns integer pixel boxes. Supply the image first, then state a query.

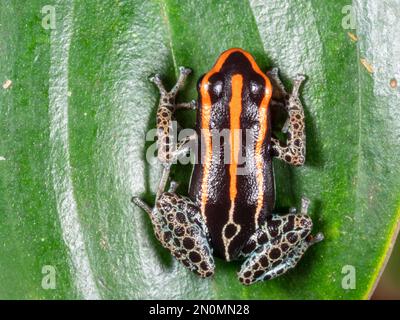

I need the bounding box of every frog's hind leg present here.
[156,192,215,277]
[237,198,323,285]
[132,189,215,277]
[238,229,323,285]
[271,73,307,166]
[151,67,196,168]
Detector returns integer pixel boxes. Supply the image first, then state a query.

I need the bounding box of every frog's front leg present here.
[268,69,306,166]
[151,67,196,168]
[132,184,215,278]
[237,198,323,285]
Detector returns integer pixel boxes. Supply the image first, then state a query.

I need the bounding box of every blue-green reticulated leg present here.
[132,180,215,278]
[237,198,323,285]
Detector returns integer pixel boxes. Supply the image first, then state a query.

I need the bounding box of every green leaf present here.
[1,0,399,299]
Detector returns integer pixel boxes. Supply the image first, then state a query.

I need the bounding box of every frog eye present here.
[213,81,223,96]
[250,81,260,94]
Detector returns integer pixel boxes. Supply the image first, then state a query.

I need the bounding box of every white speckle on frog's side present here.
[2,79,12,89]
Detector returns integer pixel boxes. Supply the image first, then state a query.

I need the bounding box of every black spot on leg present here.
[162,202,172,212]
[283,216,295,233]
[285,154,292,162]
[163,231,172,243]
[272,259,282,268]
[254,270,264,278]
[277,268,284,275]
[301,230,309,239]
[259,256,269,268]
[269,248,281,260]
[257,232,269,245]
[286,232,298,244]
[189,251,201,263]
[183,237,195,250]
[200,261,209,271]
[267,217,281,238]
[243,271,251,278]
[174,226,185,237]
[176,212,186,224]
[187,204,199,216]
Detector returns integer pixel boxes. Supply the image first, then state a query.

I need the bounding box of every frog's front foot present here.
[237,200,323,285]
[150,66,192,100]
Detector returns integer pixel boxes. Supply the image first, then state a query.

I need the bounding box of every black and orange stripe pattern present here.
[189,48,274,261]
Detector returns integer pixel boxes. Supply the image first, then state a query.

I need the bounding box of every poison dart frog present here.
[132,48,323,285]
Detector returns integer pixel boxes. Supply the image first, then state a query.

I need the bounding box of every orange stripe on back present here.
[228,74,243,202]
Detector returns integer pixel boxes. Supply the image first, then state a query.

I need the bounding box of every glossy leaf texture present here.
[1,0,399,299]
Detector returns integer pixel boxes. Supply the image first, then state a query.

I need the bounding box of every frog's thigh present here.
[237,213,317,285]
[157,192,215,278]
